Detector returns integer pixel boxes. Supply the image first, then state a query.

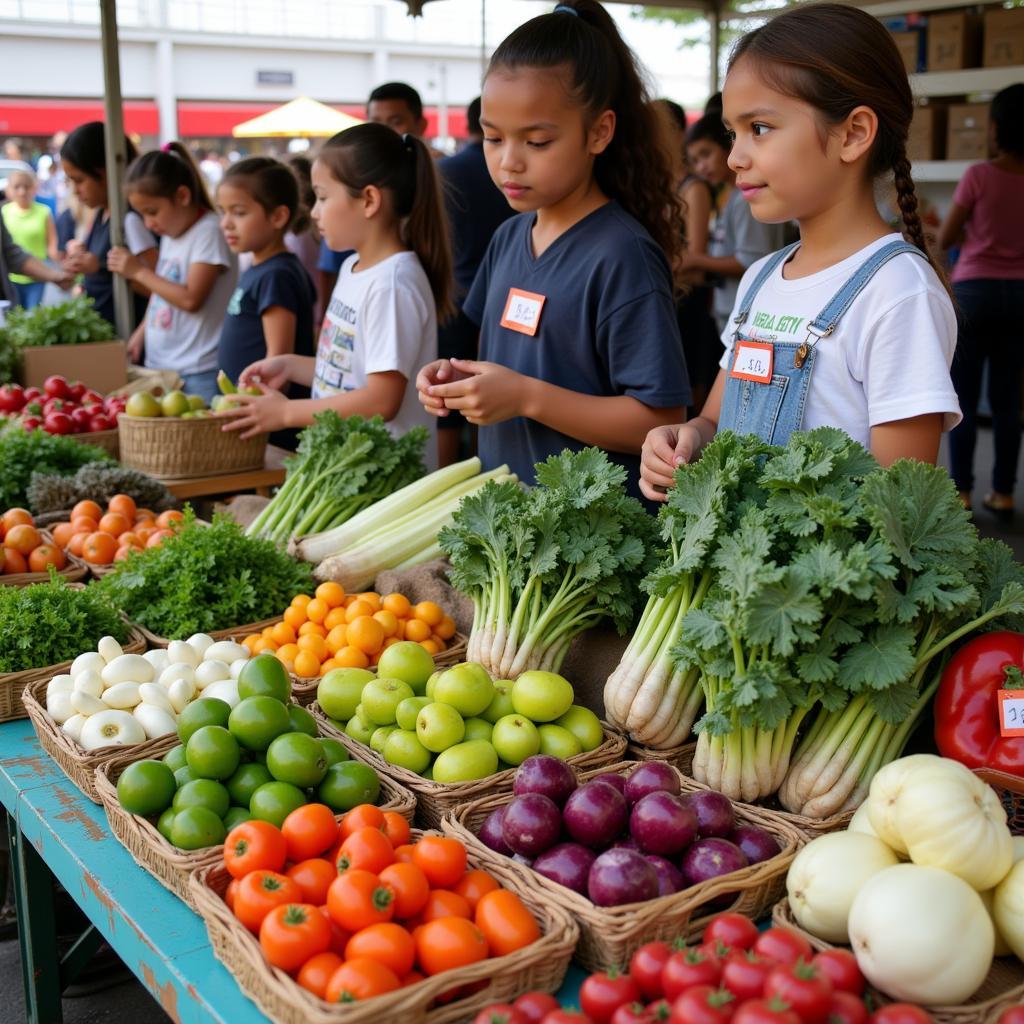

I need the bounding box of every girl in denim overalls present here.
[640,4,961,504]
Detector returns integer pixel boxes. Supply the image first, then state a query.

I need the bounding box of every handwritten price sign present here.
[998,689,1024,737]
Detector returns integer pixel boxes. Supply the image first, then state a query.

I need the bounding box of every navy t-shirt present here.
[463,201,690,497]
[218,251,316,382]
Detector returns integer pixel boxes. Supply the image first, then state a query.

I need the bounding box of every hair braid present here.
[893,148,952,300]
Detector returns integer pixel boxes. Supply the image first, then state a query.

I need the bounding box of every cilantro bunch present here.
[0,425,112,510]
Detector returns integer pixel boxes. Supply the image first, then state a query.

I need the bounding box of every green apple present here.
[432,739,498,783]
[511,671,574,722]
[345,714,375,746]
[434,663,495,717]
[463,717,493,743]
[161,389,190,417]
[376,641,435,695]
[317,668,374,721]
[383,729,432,774]
[538,724,583,759]
[555,705,604,752]
[361,678,414,726]
[395,696,431,731]
[416,702,465,753]
[425,671,442,700]
[491,714,541,766]
[126,392,161,417]
[187,394,206,411]
[370,726,397,755]
[482,682,515,724]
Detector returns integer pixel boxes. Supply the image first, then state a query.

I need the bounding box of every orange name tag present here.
[998,689,1024,737]
[500,287,546,337]
[730,340,774,383]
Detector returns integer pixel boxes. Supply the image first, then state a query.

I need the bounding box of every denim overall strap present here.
[732,242,800,335]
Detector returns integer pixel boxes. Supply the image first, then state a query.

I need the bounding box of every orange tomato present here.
[305,598,329,625]
[134,507,155,521]
[259,901,331,973]
[372,610,399,638]
[146,529,174,548]
[81,532,118,565]
[51,522,75,548]
[1,548,27,575]
[233,869,302,933]
[324,957,400,1003]
[282,803,339,862]
[412,836,467,889]
[419,639,442,655]
[224,820,287,879]
[336,827,396,875]
[435,615,457,641]
[315,581,346,608]
[357,592,382,611]
[404,619,431,643]
[133,517,156,534]
[113,546,134,562]
[283,605,307,630]
[107,494,137,520]
[118,531,141,549]
[320,905,351,956]
[325,625,348,656]
[414,917,489,976]
[67,532,89,558]
[336,646,370,669]
[420,889,472,922]
[69,500,101,523]
[297,633,327,661]
[323,606,347,631]
[392,844,416,865]
[297,951,343,1000]
[253,637,279,654]
[345,923,415,978]
[298,620,327,639]
[413,601,444,627]
[326,870,395,932]
[28,544,66,573]
[156,509,184,529]
[339,804,385,841]
[381,812,410,850]
[291,593,312,609]
[134,526,155,544]
[345,599,374,623]
[271,621,296,646]
[293,649,321,679]
[70,515,99,536]
[4,523,40,555]
[347,616,385,655]
[381,592,411,618]
[98,512,130,537]
[319,659,340,675]
[474,889,540,956]
[453,870,501,913]
[379,862,430,920]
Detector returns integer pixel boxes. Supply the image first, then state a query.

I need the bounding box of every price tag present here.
[730,340,774,384]
[500,287,546,337]
[998,689,1024,737]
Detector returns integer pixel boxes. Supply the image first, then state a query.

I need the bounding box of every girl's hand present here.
[107,246,142,280]
[217,383,289,439]
[425,358,527,426]
[416,358,471,417]
[127,326,145,364]
[639,423,701,503]
[240,356,293,392]
[62,250,99,275]
[65,239,85,257]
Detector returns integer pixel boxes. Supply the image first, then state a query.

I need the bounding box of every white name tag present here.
[500,287,546,337]
[730,340,774,384]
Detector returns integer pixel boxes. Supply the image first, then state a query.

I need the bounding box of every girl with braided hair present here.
[640,3,961,502]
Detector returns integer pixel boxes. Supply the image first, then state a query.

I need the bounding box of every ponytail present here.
[124,140,214,212]
[317,123,454,322]
[61,121,139,181]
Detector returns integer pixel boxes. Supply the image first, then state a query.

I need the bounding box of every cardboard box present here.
[908,104,947,162]
[984,6,1024,67]
[927,11,982,71]
[19,340,128,394]
[891,29,926,73]
[946,103,990,162]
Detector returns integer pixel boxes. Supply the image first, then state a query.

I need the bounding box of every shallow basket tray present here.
[134,616,282,649]
[313,703,627,830]
[772,898,1024,1024]
[444,759,804,973]
[69,427,119,459]
[975,767,1024,837]
[117,413,267,481]
[0,529,89,588]
[95,732,417,911]
[631,740,854,840]
[1,613,144,724]
[189,829,578,1024]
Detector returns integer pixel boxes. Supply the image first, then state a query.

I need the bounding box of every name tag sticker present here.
[998,689,1024,737]
[500,287,546,337]
[730,340,774,384]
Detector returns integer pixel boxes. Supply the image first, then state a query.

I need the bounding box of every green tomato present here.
[395,696,431,732]
[171,806,226,850]
[177,697,231,745]
[370,726,397,755]
[163,744,188,772]
[117,760,176,816]
[463,717,493,743]
[173,778,230,818]
[432,739,498,783]
[225,762,273,807]
[319,737,350,768]
[555,705,604,752]
[383,729,432,775]
[185,726,240,781]
[376,641,435,694]
[481,683,515,725]
[173,765,197,788]
[491,714,541,766]
[237,654,292,703]
[361,678,415,726]
[317,667,374,721]
[157,807,176,842]
[511,671,574,722]
[537,724,583,760]
[223,806,252,831]
[228,695,292,752]
[287,704,318,737]
[266,732,328,788]
[434,663,495,717]
[249,781,307,828]
[416,702,465,753]
[345,713,375,747]
[317,761,381,812]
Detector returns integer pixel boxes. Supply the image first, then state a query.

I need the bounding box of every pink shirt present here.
[951,162,1024,283]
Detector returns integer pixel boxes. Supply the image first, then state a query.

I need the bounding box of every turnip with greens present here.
[588,848,659,906]
[533,843,596,894]
[563,781,629,849]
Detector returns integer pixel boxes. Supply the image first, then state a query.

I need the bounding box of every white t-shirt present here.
[312,251,437,462]
[144,210,238,375]
[719,234,961,448]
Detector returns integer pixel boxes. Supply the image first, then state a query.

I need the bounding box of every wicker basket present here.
[0,529,89,587]
[772,898,1024,1024]
[444,759,804,973]
[95,734,417,911]
[134,616,282,649]
[631,740,854,840]
[0,618,145,724]
[118,414,267,481]
[189,830,579,1024]
[69,427,119,459]
[975,768,1024,836]
[313,704,628,830]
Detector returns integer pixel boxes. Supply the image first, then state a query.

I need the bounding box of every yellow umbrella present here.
[232,97,364,139]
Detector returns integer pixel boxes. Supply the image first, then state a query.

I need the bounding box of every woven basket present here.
[95,734,417,911]
[118,414,267,481]
[975,768,1024,836]
[134,617,282,649]
[772,898,1024,1024]
[313,704,628,830]
[444,759,804,973]
[0,529,89,587]
[189,830,578,1024]
[0,617,145,724]
[632,741,854,840]
[69,427,119,459]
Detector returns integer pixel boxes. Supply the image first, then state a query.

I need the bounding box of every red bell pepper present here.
[935,630,1024,775]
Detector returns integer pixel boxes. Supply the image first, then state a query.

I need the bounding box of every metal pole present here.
[709,2,721,96]
[100,0,134,341]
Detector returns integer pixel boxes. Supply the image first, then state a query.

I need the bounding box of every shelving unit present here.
[910,159,973,181]
[910,65,1024,97]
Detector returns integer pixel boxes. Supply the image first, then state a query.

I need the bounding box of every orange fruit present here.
[276,648,297,672]
[315,581,346,608]
[323,607,347,631]
[319,659,339,676]
[2,548,27,575]
[420,639,442,655]
[373,610,399,638]
[262,625,277,640]
[345,599,373,623]
[271,622,296,646]
[298,621,327,639]
[297,633,328,662]
[28,544,66,573]
[435,616,457,641]
[67,532,90,557]
[291,593,312,609]
[98,512,130,537]
[293,649,321,678]
[82,532,118,565]
[135,508,155,521]
[2,508,33,531]
[69,500,101,523]
[70,516,98,536]
[357,592,382,612]
[118,532,141,549]
[326,625,349,655]
[382,593,411,619]
[108,494,137,520]
[404,619,431,643]
[336,646,370,669]
[413,601,444,628]
[347,616,385,655]
[283,605,307,630]
[134,526,155,544]
[381,636,401,651]
[156,509,184,529]
[243,634,261,652]
[253,637,278,654]
[4,523,40,555]
[305,598,329,625]
[51,522,76,548]
[147,530,174,548]
[277,641,300,663]
[113,545,134,562]
[392,620,406,641]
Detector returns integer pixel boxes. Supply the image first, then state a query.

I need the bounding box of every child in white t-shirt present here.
[108,142,237,401]
[640,4,960,502]
[218,123,450,465]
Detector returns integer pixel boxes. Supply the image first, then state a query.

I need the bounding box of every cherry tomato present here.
[662,949,723,1001]
[826,992,869,1024]
[454,868,501,912]
[812,949,864,996]
[421,888,472,922]
[338,803,385,840]
[612,1004,654,1024]
[541,1013,594,1024]
[514,991,562,1024]
[325,957,400,1002]
[704,913,759,952]
[752,928,814,968]
[259,902,331,972]
[474,1006,528,1024]
[223,820,287,879]
[337,826,396,875]
[667,985,736,1024]
[1000,1011,1024,1024]
[869,1007,935,1024]
[224,878,239,912]
[732,999,801,1024]
[297,951,343,999]
[763,961,833,1024]
[580,968,642,1024]
[319,905,350,955]
[233,870,302,933]
[630,940,676,999]
[721,950,776,1001]
[382,811,411,849]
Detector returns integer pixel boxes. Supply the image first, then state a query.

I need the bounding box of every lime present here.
[228,695,292,752]
[171,806,226,850]
[317,667,374,720]
[186,726,241,781]
[173,778,230,818]
[224,806,252,830]
[163,744,188,772]
[266,732,328,788]
[319,737,350,768]
[249,781,306,828]
[157,807,176,842]
[177,697,232,745]
[287,704,318,737]
[174,765,197,788]
[117,760,176,816]
[317,761,380,812]
[238,654,292,703]
[225,762,273,807]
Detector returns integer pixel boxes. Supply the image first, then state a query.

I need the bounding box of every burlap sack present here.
[215,494,271,530]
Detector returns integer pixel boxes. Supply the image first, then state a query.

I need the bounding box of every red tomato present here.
[646,1000,672,1023]
[612,1004,654,1024]
[698,941,733,969]
[732,999,801,1024]
[704,913,759,952]
[630,941,675,999]
[473,1006,528,1024]
[721,951,775,1001]
[258,902,331,972]
[286,858,337,906]
[752,928,814,968]
[812,950,864,996]
[580,969,642,1024]
[662,950,723,1001]
[667,985,736,1024]
[541,1014,593,1024]
[514,992,562,1024]
[763,961,833,1024]
[869,1007,935,1024]
[826,992,869,1024]
[1000,1011,1024,1024]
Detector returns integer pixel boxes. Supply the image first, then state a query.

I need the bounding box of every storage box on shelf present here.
[984,5,1024,67]
[947,101,991,161]
[928,10,983,71]
[908,101,948,161]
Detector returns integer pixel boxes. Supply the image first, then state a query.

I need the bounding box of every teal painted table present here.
[0,718,585,1023]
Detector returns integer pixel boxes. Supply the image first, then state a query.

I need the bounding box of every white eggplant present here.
[103,682,142,710]
[71,651,106,678]
[97,635,123,663]
[167,640,200,668]
[195,660,230,689]
[133,703,178,740]
[70,691,107,717]
[80,710,146,750]
[205,641,249,665]
[101,653,154,687]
